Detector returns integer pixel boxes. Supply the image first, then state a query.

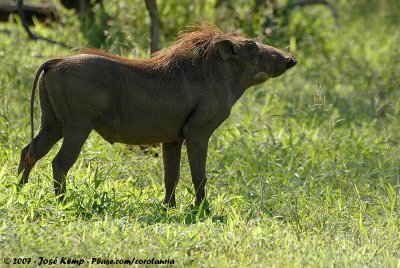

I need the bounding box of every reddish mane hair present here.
[78,25,246,71]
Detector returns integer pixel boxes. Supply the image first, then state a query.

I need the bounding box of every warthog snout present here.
[251,44,297,81]
[286,56,297,69]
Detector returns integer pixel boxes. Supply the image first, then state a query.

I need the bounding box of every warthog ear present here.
[215,39,237,60]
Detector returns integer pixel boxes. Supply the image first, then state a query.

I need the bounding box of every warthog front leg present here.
[52,125,91,201]
[162,140,183,207]
[186,138,209,206]
[182,101,229,207]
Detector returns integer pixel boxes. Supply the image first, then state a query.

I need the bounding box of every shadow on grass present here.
[66,198,227,225]
[133,202,228,225]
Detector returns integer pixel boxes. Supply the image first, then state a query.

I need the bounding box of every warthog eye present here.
[245,40,258,51]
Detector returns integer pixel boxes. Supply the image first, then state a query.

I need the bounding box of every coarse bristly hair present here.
[78,25,247,72]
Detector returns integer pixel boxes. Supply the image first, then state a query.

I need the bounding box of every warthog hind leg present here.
[52,124,91,201]
[18,124,62,186]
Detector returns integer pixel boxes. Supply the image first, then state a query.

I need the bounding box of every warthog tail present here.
[28,58,62,153]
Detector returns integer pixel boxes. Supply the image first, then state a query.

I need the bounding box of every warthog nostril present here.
[286,57,297,69]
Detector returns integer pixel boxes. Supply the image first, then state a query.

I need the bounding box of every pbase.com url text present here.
[91,258,175,265]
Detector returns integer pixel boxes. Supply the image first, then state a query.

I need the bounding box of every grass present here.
[0,1,399,267]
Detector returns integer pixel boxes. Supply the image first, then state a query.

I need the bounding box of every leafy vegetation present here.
[0,0,399,266]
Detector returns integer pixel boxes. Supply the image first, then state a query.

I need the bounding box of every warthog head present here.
[213,34,297,87]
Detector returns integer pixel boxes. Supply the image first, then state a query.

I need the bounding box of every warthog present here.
[18,25,296,207]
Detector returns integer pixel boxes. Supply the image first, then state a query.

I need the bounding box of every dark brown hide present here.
[18,25,296,207]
